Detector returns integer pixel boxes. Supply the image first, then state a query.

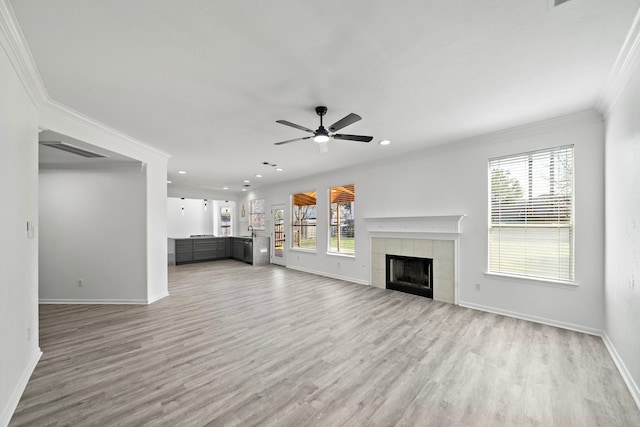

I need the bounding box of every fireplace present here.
[366,215,464,304]
[386,254,433,298]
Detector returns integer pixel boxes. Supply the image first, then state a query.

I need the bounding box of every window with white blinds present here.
[488,145,574,281]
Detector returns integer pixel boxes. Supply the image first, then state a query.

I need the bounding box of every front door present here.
[271,204,285,266]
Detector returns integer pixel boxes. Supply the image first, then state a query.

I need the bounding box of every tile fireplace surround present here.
[365,216,465,305]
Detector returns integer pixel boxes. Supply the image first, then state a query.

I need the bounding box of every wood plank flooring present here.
[10,260,640,426]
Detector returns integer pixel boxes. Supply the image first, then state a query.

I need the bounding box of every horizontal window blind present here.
[489,146,574,281]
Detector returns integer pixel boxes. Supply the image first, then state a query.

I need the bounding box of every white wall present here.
[603,50,640,405]
[38,104,170,304]
[39,167,147,302]
[145,159,169,303]
[242,111,606,332]
[0,24,41,427]
[167,197,213,238]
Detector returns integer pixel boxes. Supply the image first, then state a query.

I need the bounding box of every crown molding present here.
[0,0,170,161]
[443,109,603,150]
[0,0,47,106]
[40,99,171,160]
[596,7,640,117]
[380,109,602,165]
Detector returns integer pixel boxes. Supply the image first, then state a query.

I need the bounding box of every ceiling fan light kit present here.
[314,133,330,143]
[275,106,373,151]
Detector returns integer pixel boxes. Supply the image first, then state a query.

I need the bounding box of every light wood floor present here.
[11,260,640,426]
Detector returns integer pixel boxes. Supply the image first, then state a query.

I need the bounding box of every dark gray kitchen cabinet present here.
[233,239,244,260]
[175,237,234,264]
[216,238,227,258]
[193,238,217,261]
[175,239,193,264]
[225,238,234,258]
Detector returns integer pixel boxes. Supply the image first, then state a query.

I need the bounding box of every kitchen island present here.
[168,235,270,266]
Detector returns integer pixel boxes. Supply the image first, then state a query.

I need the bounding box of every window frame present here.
[487,145,575,283]
[249,198,265,230]
[291,190,317,251]
[328,184,356,256]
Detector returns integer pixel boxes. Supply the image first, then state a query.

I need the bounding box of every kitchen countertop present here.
[169,236,254,240]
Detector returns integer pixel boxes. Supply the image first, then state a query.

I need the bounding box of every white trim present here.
[325,252,356,259]
[364,215,465,234]
[483,272,578,288]
[39,299,149,305]
[147,291,169,304]
[601,333,640,410]
[287,265,369,286]
[460,301,640,410]
[289,247,317,254]
[0,347,42,427]
[40,100,171,160]
[459,301,602,336]
[596,6,640,116]
[0,0,48,107]
[422,110,602,155]
[0,1,171,161]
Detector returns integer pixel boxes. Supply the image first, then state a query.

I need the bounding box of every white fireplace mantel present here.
[363,215,466,235]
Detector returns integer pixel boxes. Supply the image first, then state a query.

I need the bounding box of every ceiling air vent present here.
[39,141,107,158]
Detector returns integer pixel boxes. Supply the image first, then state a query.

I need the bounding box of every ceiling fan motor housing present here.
[274,106,372,146]
[315,106,328,117]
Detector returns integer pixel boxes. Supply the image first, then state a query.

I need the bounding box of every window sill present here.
[289,248,317,254]
[484,272,578,288]
[326,252,356,259]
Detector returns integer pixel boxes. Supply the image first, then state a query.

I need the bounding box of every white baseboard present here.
[39,298,148,305]
[147,291,169,304]
[286,265,369,286]
[601,333,640,410]
[1,347,42,427]
[458,300,602,336]
[459,301,640,411]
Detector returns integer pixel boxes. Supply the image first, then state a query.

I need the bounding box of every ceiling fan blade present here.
[274,136,312,146]
[276,120,315,133]
[332,133,373,143]
[318,141,329,153]
[328,113,361,132]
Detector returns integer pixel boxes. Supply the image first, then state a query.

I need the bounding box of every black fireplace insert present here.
[386,254,433,298]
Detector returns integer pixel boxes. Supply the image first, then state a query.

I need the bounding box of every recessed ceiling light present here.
[275,168,284,172]
[255,174,263,178]
[379,140,391,146]
[241,188,247,192]
[223,187,229,190]
[243,180,250,183]
[166,180,172,184]
[178,170,187,174]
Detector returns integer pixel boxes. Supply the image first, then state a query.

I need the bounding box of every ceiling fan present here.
[274,106,373,152]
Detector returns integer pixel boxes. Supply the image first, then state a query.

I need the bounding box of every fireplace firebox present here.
[386,254,433,298]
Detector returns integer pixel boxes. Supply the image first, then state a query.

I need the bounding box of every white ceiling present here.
[39,130,139,167]
[10,0,640,193]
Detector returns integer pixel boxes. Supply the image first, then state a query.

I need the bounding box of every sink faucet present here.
[248,225,254,237]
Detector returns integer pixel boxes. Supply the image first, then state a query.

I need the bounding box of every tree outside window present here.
[292,191,317,249]
[329,184,355,254]
[489,146,574,281]
[249,199,265,229]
